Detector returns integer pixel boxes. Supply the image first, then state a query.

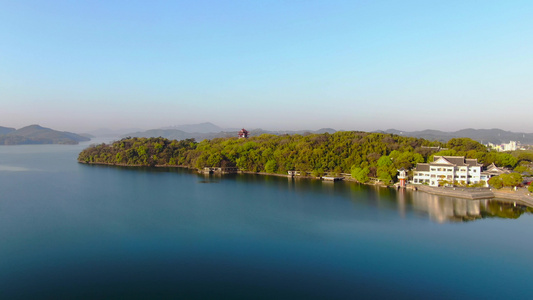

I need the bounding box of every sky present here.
[1,0,532,133]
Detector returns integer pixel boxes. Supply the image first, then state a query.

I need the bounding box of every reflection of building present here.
[238,128,249,139]
[413,156,482,186]
[409,192,529,223]
[411,193,485,223]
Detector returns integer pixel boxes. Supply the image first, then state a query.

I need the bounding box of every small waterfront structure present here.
[412,156,483,187]
[397,168,408,188]
[201,167,238,174]
[322,176,344,181]
[238,128,249,139]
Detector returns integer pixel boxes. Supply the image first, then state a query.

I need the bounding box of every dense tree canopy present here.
[488,173,524,189]
[79,132,442,178]
[78,132,523,183]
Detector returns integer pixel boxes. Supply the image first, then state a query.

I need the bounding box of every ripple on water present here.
[0,165,31,172]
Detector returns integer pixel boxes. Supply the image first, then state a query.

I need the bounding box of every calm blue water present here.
[1,141,532,299]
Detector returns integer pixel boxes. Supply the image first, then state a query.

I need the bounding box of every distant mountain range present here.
[160,122,238,134]
[381,128,533,144]
[125,122,337,140]
[126,123,533,145]
[88,127,145,137]
[4,122,530,146]
[0,125,91,145]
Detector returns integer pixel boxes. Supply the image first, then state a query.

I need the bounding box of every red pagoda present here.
[238,128,249,139]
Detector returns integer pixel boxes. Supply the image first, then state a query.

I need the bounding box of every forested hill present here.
[0,125,90,145]
[78,131,521,182]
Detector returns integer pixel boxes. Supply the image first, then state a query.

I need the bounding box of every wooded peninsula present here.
[77,131,533,184]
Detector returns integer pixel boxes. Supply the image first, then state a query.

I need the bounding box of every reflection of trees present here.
[482,202,527,219]
[410,193,531,223]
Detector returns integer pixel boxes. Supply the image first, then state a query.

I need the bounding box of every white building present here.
[485,141,522,152]
[413,156,483,187]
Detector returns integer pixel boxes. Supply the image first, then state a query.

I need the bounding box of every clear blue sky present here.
[1,0,532,133]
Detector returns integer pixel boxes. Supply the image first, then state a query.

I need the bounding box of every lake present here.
[1,140,532,299]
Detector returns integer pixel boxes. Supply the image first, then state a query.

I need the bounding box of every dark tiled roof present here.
[431,156,455,166]
[415,156,482,172]
[442,156,466,166]
[465,159,482,167]
[486,162,498,170]
[415,163,430,172]
[485,163,508,174]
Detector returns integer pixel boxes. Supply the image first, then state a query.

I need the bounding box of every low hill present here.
[79,131,440,180]
[0,125,91,145]
[126,129,195,140]
[88,127,145,137]
[0,126,16,135]
[79,132,513,183]
[160,122,227,133]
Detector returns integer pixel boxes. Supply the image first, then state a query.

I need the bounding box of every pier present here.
[201,167,238,174]
[322,176,344,181]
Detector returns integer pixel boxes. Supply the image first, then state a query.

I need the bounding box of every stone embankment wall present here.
[415,185,533,206]
[416,185,494,200]
[492,190,533,207]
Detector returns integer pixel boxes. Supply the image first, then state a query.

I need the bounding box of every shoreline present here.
[78,161,533,207]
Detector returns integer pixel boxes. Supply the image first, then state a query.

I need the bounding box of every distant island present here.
[0,125,90,145]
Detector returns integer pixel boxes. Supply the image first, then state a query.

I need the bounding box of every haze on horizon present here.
[1,1,532,134]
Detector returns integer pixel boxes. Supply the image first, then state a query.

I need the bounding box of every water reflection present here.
[105,168,533,225]
[410,191,532,223]
[282,176,533,224]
